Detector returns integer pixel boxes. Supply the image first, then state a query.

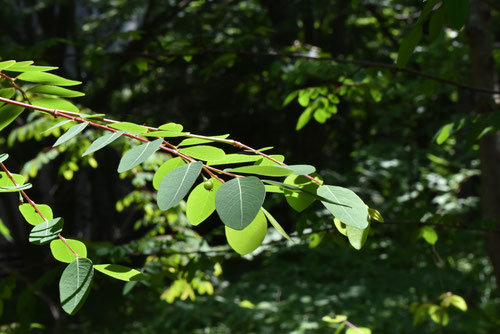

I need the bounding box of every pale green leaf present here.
[59,258,93,315]
[19,203,53,226]
[317,185,369,229]
[109,122,148,133]
[29,217,64,245]
[17,71,81,86]
[346,328,371,334]
[419,226,438,245]
[42,119,74,134]
[50,239,87,263]
[186,178,223,225]
[82,130,125,156]
[254,155,285,166]
[117,138,163,173]
[178,134,230,147]
[0,104,24,132]
[0,60,16,71]
[5,64,58,72]
[157,161,203,211]
[346,224,370,250]
[322,315,347,323]
[226,165,293,177]
[449,295,467,311]
[215,176,266,230]
[261,207,291,241]
[158,122,183,132]
[28,85,85,97]
[153,157,186,190]
[284,174,321,212]
[436,123,453,145]
[207,154,261,166]
[334,217,347,236]
[141,131,188,137]
[296,108,313,130]
[94,264,147,281]
[53,122,89,147]
[280,164,316,175]
[32,97,79,113]
[225,210,267,255]
[179,145,225,161]
[0,183,32,192]
[0,153,7,163]
[0,172,24,187]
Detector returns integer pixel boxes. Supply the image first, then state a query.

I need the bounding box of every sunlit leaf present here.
[29,217,64,245]
[28,85,85,97]
[261,207,291,241]
[158,122,183,132]
[179,145,225,161]
[226,165,293,177]
[0,88,15,99]
[157,161,203,211]
[334,217,347,236]
[141,131,188,137]
[418,226,438,245]
[280,164,316,175]
[59,258,93,315]
[82,130,125,156]
[368,207,384,222]
[0,60,16,71]
[0,153,7,163]
[317,185,369,229]
[346,328,371,334]
[0,104,24,132]
[50,239,87,263]
[117,138,163,173]
[0,172,24,187]
[225,210,267,255]
[186,178,223,225]
[178,134,230,147]
[94,264,147,281]
[215,176,266,230]
[17,71,81,86]
[0,183,32,192]
[32,97,79,113]
[346,224,370,250]
[322,315,347,323]
[53,122,89,147]
[5,64,58,72]
[436,123,453,145]
[284,174,320,212]
[296,108,313,130]
[109,122,148,133]
[153,157,186,190]
[207,154,261,166]
[449,295,467,311]
[19,203,53,226]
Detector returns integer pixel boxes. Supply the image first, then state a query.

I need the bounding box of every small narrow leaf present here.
[0,153,8,163]
[157,161,203,211]
[436,123,453,144]
[296,108,313,130]
[94,264,147,281]
[0,60,16,71]
[179,134,230,147]
[50,239,87,263]
[82,130,125,156]
[225,210,267,255]
[29,217,64,245]
[32,97,79,113]
[261,207,291,241]
[5,64,58,72]
[207,154,261,166]
[0,104,24,132]
[254,155,285,166]
[141,131,188,137]
[28,85,85,98]
[117,138,163,173]
[280,164,316,175]
[109,122,148,133]
[42,119,73,133]
[153,157,186,190]
[397,25,423,67]
[186,178,223,225]
[59,258,93,315]
[283,91,298,106]
[346,224,370,250]
[179,145,225,161]
[317,185,369,229]
[0,184,32,192]
[226,165,293,177]
[215,176,266,230]
[17,72,81,86]
[53,122,89,147]
[19,203,53,226]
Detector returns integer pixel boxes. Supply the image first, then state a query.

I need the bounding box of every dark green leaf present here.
[59,258,93,315]
[317,185,369,229]
[397,25,423,67]
[17,72,81,86]
[29,217,64,245]
[117,138,163,173]
[53,122,89,147]
[429,6,445,41]
[444,0,469,30]
[83,130,125,156]
[215,176,266,230]
[0,104,24,132]
[157,161,203,211]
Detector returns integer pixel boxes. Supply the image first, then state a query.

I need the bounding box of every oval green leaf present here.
[227,165,293,177]
[215,176,266,230]
[32,97,79,113]
[94,264,147,282]
[0,172,24,187]
[225,210,267,255]
[50,239,87,263]
[53,122,89,147]
[29,217,64,245]
[158,122,183,132]
[346,224,370,250]
[83,130,125,156]
[18,71,81,86]
[179,145,225,161]
[0,60,16,71]
[317,185,369,229]
[0,104,24,132]
[153,157,186,190]
[117,138,163,173]
[59,257,93,315]
[284,174,320,212]
[109,122,148,133]
[281,164,316,175]
[28,85,85,98]
[186,178,223,225]
[157,161,203,211]
[19,203,53,226]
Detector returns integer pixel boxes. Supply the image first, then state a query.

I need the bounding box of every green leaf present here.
[153,157,186,190]
[0,184,32,192]
[283,91,298,106]
[0,172,24,187]
[29,217,64,245]
[334,217,347,236]
[284,174,320,212]
[436,122,453,144]
[179,145,225,161]
[346,224,370,250]
[346,328,371,334]
[317,185,369,229]
[186,178,223,225]
[368,207,384,222]
[59,258,93,315]
[0,88,15,99]
[109,122,148,133]
[82,130,125,156]
[444,0,469,30]
[215,176,266,230]
[32,97,79,113]
[158,122,183,132]
[280,164,316,175]
[429,6,445,41]
[254,155,285,166]
[261,207,291,241]
[17,72,81,86]
[0,153,7,163]
[0,60,16,71]
[42,119,73,134]
[226,165,293,177]
[5,64,58,72]
[428,305,449,325]
[296,108,313,130]
[225,210,267,255]
[0,104,24,132]
[141,131,188,137]
[178,134,230,147]
[419,226,438,245]
[117,138,163,173]
[19,203,53,226]
[94,264,147,281]
[53,122,89,147]
[50,239,87,263]
[157,161,203,211]
[416,0,441,24]
[207,154,261,166]
[397,24,423,67]
[449,295,467,311]
[298,90,311,107]
[28,85,85,97]
[322,315,347,323]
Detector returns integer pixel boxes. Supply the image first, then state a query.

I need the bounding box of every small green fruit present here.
[204,180,213,190]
